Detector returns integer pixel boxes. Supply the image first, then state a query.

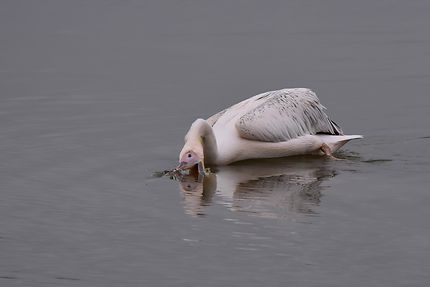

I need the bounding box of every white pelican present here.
[177,88,362,173]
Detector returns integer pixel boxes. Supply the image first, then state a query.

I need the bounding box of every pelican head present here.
[177,119,214,176]
[178,150,201,169]
[177,148,206,175]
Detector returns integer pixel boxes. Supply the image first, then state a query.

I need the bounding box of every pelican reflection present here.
[175,156,337,218]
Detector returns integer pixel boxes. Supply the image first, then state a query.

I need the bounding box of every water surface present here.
[1,1,430,286]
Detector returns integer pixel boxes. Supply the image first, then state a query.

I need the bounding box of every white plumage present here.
[178,88,362,170]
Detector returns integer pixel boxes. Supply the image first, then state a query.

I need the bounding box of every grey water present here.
[1,1,430,286]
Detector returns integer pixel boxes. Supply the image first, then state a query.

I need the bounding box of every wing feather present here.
[236,88,343,142]
[207,108,228,127]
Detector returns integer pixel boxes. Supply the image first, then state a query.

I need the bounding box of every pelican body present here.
[178,88,362,172]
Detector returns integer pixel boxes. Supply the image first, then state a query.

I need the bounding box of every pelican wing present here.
[207,108,228,127]
[236,88,343,142]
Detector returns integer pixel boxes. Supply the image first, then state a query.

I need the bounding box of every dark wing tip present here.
[329,120,344,135]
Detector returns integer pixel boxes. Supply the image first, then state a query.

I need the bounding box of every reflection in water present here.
[175,157,337,218]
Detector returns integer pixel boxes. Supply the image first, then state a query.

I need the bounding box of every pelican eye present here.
[188,153,192,158]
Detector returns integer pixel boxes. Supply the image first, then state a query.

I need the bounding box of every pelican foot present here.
[321,143,343,160]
